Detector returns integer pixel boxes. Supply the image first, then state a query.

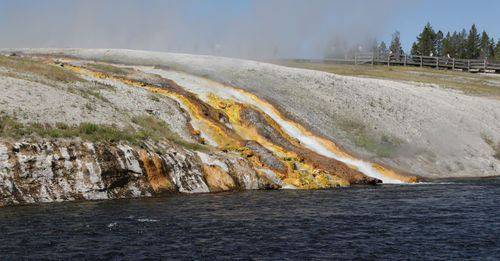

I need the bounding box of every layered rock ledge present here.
[0,140,278,206]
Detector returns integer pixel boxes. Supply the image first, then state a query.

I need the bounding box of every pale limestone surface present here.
[0,64,193,142]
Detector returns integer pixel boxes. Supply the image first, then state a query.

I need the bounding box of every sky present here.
[0,0,499,58]
[380,0,500,53]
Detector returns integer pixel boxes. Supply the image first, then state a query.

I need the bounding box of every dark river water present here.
[0,178,499,260]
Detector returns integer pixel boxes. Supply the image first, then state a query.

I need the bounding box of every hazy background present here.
[0,0,498,59]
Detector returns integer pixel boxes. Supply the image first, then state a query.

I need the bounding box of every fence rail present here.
[295,53,500,73]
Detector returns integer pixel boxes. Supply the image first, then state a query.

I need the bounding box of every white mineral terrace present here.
[132,66,403,183]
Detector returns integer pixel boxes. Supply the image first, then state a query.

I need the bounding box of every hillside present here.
[0,48,499,205]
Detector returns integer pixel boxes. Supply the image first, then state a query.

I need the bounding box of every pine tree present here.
[434,30,444,56]
[416,22,436,56]
[489,37,495,58]
[441,32,452,57]
[390,30,402,55]
[466,24,480,59]
[457,29,468,59]
[495,39,500,60]
[411,42,419,55]
[378,41,387,54]
[479,31,493,58]
[449,31,459,57]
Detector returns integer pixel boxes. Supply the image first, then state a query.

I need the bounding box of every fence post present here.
[452,58,455,70]
[404,55,407,66]
[387,55,390,66]
[436,57,439,69]
[467,60,470,71]
[354,55,357,65]
[372,52,374,66]
[420,56,423,68]
[484,59,487,71]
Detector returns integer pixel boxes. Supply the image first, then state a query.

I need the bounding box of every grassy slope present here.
[0,55,82,82]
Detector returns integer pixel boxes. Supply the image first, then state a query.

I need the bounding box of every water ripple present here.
[0,179,499,259]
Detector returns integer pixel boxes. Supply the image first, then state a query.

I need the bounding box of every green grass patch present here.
[0,55,82,82]
[92,81,116,92]
[80,89,110,103]
[67,81,114,104]
[0,115,207,151]
[335,118,401,157]
[0,116,135,142]
[149,94,160,102]
[84,103,94,111]
[86,63,129,75]
[131,115,207,151]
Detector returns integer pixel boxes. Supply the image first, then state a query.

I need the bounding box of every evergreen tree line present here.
[377,22,500,60]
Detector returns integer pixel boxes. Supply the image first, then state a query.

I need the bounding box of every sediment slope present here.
[0,48,499,205]
[9,48,498,178]
[0,49,413,205]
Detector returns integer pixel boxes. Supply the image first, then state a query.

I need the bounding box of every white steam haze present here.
[0,0,401,59]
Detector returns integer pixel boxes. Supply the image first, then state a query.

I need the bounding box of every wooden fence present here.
[292,53,500,73]
[354,53,500,73]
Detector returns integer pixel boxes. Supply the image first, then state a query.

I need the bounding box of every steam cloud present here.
[0,0,400,59]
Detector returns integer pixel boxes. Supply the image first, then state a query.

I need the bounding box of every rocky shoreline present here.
[0,140,279,206]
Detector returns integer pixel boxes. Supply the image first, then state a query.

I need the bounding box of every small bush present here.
[94,81,116,92]
[56,122,68,130]
[85,103,93,111]
[77,88,110,104]
[149,95,160,102]
[482,134,500,160]
[79,123,99,135]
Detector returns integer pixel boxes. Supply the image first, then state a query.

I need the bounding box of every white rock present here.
[0,143,9,161]
[117,144,142,174]
[196,151,229,171]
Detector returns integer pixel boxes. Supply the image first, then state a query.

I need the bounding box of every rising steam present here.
[0,0,400,58]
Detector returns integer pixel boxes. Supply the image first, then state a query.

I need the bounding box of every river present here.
[1,178,499,260]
